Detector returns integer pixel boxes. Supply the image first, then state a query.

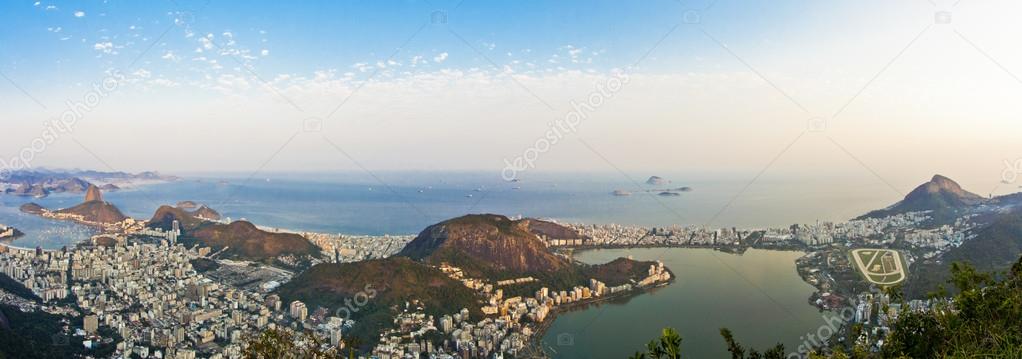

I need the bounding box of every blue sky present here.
[2,1,1022,193]
[0,0,822,93]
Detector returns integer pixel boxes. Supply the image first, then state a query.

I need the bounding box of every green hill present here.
[905,209,1022,298]
[275,257,482,350]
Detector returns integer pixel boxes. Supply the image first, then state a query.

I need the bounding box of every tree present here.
[243,328,341,359]
[629,328,682,359]
[343,336,362,359]
[720,328,784,359]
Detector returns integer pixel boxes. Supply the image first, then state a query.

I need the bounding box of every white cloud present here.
[93,41,114,54]
[433,52,449,63]
[73,10,85,18]
[44,5,57,10]
[149,78,179,87]
[260,49,269,56]
[161,51,179,61]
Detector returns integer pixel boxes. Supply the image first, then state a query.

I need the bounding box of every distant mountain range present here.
[1,169,176,198]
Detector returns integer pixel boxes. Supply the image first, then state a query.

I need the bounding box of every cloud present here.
[433,52,449,63]
[73,10,85,18]
[161,50,179,61]
[93,41,114,54]
[149,78,180,87]
[261,49,269,56]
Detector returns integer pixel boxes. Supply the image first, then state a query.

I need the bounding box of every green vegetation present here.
[627,328,783,359]
[274,257,482,350]
[905,210,1022,298]
[242,328,344,359]
[0,273,40,302]
[628,328,682,359]
[398,214,662,298]
[0,305,119,359]
[879,258,1022,358]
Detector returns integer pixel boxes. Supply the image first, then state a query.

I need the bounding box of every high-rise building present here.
[169,220,181,244]
[289,301,308,322]
[439,315,454,333]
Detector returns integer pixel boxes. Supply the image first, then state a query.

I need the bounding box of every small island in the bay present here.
[646,176,670,185]
[613,189,632,196]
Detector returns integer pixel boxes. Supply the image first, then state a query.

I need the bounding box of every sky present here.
[2,0,1022,193]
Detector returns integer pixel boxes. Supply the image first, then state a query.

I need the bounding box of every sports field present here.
[850,248,906,285]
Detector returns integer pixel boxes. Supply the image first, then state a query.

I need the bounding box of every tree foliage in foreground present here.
[243,328,357,359]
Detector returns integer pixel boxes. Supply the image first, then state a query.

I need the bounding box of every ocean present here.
[1,171,904,249]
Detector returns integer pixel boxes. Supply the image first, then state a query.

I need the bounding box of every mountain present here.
[1,169,176,198]
[84,184,103,202]
[18,203,46,215]
[524,218,585,240]
[54,186,127,224]
[186,221,319,259]
[905,209,1022,298]
[56,201,128,224]
[276,257,482,349]
[191,205,221,221]
[860,175,983,221]
[397,214,670,296]
[145,205,317,260]
[147,205,205,231]
[398,214,571,275]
